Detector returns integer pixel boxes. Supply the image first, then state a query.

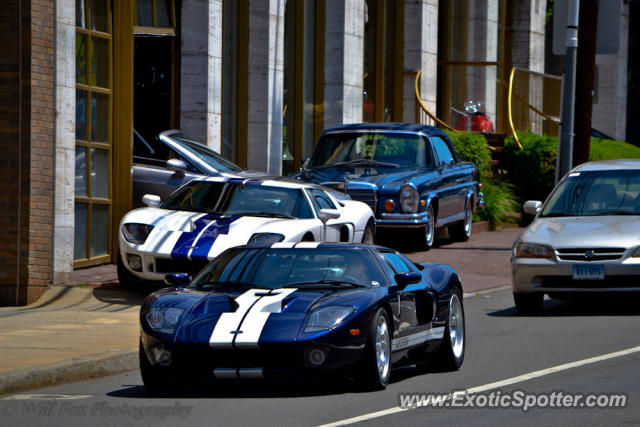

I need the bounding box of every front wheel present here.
[117,252,138,291]
[513,292,544,315]
[436,289,465,370]
[420,205,436,250]
[361,221,375,244]
[139,342,173,392]
[355,308,391,390]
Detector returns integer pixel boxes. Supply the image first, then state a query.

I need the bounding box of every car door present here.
[132,131,204,206]
[307,188,353,242]
[377,250,434,351]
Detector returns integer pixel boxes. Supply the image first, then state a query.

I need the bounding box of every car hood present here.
[296,165,434,192]
[120,208,310,260]
[521,216,640,249]
[144,286,383,344]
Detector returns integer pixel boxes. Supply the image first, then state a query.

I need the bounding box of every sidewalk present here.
[0,225,522,395]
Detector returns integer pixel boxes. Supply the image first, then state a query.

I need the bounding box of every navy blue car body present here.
[291,123,484,248]
[139,243,465,390]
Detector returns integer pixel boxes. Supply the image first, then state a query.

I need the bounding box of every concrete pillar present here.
[592,3,629,141]
[180,0,223,152]
[402,0,438,122]
[246,0,285,174]
[54,0,76,285]
[324,0,364,128]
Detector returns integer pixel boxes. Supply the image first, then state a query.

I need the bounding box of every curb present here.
[0,348,137,396]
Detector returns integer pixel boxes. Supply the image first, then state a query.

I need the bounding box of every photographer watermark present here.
[398,390,628,412]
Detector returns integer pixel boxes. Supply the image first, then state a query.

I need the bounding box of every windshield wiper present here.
[198,282,275,291]
[229,211,295,219]
[284,280,365,288]
[332,159,400,168]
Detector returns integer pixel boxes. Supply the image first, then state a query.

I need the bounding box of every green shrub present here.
[589,138,640,160]
[446,130,518,227]
[503,131,640,204]
[474,178,520,228]
[446,130,493,178]
[502,131,558,203]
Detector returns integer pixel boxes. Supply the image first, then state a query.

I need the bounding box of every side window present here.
[380,251,411,273]
[293,189,315,219]
[133,133,199,174]
[431,137,456,167]
[308,189,337,211]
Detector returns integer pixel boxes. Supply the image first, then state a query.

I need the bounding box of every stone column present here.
[180,0,223,152]
[324,0,364,128]
[592,3,629,141]
[54,0,76,284]
[245,0,285,174]
[402,0,438,122]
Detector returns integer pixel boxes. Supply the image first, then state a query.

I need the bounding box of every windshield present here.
[190,247,387,290]
[310,132,433,168]
[161,181,314,218]
[541,169,640,217]
[165,132,243,172]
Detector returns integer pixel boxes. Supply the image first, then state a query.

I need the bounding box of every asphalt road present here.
[1,288,638,427]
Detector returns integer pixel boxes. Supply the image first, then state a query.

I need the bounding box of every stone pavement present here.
[0,225,523,395]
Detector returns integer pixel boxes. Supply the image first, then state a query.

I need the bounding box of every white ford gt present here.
[118,176,375,287]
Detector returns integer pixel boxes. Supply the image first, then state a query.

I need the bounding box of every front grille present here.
[345,188,377,212]
[555,248,626,262]
[540,275,640,289]
[176,345,299,370]
[155,257,210,276]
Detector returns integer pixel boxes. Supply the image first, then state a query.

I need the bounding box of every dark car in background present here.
[132,130,262,207]
[291,123,484,249]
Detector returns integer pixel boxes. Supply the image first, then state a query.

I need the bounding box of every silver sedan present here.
[511,159,640,313]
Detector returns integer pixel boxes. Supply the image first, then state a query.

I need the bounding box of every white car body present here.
[119,176,375,283]
[511,159,640,312]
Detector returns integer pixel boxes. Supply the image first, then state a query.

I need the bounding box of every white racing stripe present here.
[209,288,297,349]
[318,344,640,427]
[294,242,320,249]
[391,327,445,352]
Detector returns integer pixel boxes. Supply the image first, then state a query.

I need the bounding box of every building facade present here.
[0,0,632,305]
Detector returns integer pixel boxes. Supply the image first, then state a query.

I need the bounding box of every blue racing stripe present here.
[170,214,239,260]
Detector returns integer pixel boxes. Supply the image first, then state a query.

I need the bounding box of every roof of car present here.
[234,242,387,251]
[320,122,449,138]
[572,159,640,172]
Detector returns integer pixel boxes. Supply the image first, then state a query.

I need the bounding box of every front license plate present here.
[573,264,605,280]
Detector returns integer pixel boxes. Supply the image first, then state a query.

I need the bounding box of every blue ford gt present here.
[139,243,465,390]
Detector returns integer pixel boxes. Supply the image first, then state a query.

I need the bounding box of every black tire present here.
[450,198,472,242]
[513,292,544,315]
[355,308,392,390]
[117,252,138,291]
[436,288,465,370]
[361,221,375,244]
[139,341,173,392]
[420,205,436,250]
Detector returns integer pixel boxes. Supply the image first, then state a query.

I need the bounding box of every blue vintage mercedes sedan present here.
[291,123,484,249]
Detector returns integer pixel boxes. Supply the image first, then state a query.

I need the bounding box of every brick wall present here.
[0,0,55,306]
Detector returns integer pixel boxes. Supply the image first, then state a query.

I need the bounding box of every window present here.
[308,189,337,211]
[75,0,112,266]
[432,137,456,167]
[380,251,411,273]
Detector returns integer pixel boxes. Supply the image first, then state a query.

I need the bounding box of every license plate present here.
[573,264,604,280]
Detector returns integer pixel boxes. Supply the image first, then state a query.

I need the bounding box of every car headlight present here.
[122,223,154,244]
[145,307,185,334]
[248,232,285,245]
[514,242,552,258]
[399,184,419,213]
[304,306,354,333]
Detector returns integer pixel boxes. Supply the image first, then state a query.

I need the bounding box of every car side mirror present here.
[523,200,542,215]
[167,158,187,177]
[394,272,422,290]
[164,272,190,288]
[142,194,161,208]
[301,157,309,171]
[318,208,340,223]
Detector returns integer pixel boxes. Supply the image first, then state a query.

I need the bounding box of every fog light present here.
[151,346,173,366]
[126,253,142,271]
[384,200,395,212]
[309,349,326,366]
